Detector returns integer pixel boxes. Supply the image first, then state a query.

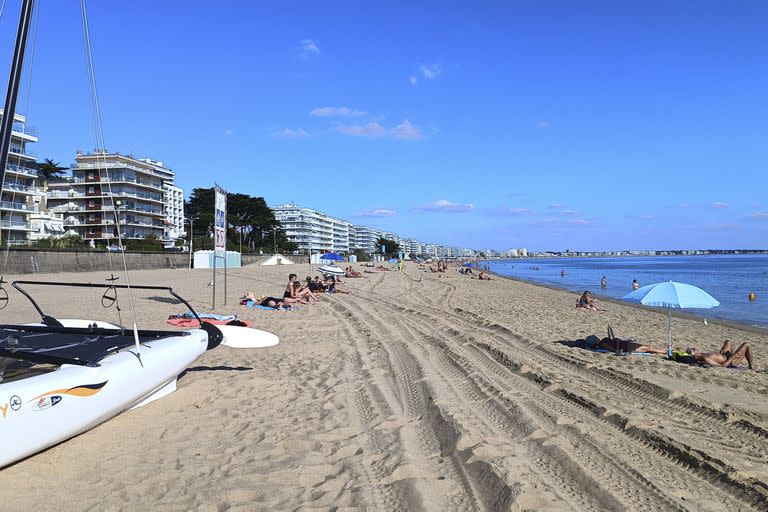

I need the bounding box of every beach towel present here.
[167,318,253,328]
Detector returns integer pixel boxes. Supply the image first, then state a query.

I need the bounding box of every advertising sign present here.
[214,186,227,257]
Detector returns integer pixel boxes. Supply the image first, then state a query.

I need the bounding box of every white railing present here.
[2,183,37,194]
[0,201,37,212]
[6,163,37,177]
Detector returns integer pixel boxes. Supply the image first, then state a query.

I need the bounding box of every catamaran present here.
[0,0,274,468]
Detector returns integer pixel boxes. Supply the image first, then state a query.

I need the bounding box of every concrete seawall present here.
[0,250,272,275]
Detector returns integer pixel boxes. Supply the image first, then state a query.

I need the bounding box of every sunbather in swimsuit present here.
[687,340,755,369]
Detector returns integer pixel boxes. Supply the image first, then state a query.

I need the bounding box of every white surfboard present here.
[218,325,280,348]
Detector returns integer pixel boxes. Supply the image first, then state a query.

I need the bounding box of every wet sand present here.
[2,263,767,511]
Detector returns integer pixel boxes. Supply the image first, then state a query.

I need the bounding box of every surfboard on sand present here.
[218,324,280,348]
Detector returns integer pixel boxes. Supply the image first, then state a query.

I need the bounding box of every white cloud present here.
[562,209,577,215]
[336,122,387,137]
[409,75,418,85]
[536,121,550,129]
[414,199,475,213]
[420,63,441,79]
[549,203,563,209]
[223,128,233,136]
[354,208,396,217]
[336,120,424,140]
[538,217,592,226]
[300,39,319,56]
[310,106,366,118]
[482,206,531,216]
[391,119,423,140]
[712,201,729,209]
[274,128,310,138]
[747,211,768,220]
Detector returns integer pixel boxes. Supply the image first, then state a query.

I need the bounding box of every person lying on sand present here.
[576,291,604,311]
[256,295,301,310]
[472,271,492,280]
[596,336,668,354]
[686,340,755,370]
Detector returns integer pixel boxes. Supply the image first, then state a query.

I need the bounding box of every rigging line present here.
[79,0,141,362]
[0,0,40,256]
[3,0,38,262]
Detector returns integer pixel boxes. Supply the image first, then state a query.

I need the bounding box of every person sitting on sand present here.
[476,271,492,281]
[686,340,755,370]
[324,275,351,294]
[576,291,604,311]
[286,274,317,304]
[345,266,362,278]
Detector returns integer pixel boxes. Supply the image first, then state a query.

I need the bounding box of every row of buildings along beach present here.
[271,203,483,258]
[0,109,185,247]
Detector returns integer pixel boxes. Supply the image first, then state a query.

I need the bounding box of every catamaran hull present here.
[0,328,208,468]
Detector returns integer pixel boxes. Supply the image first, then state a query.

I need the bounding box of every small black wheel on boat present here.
[0,286,7,310]
[199,321,224,350]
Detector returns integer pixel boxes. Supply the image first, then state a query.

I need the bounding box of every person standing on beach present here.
[601,276,607,288]
[632,279,640,291]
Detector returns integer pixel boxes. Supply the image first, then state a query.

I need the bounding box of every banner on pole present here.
[214,185,227,257]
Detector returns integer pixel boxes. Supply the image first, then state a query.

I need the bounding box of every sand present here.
[2,262,768,511]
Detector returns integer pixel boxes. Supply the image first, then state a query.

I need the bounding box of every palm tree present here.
[37,158,67,187]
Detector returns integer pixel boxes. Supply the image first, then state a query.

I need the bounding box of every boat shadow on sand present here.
[179,365,254,379]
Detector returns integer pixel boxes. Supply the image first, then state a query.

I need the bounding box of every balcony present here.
[74,160,174,181]
[47,190,163,203]
[72,176,163,191]
[9,145,35,158]
[2,183,37,194]
[6,163,37,177]
[0,201,37,212]
[0,220,32,230]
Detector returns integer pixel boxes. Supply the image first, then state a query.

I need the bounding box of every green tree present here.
[376,236,401,257]
[186,188,296,253]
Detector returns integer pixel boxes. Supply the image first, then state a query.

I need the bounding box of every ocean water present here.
[486,254,768,328]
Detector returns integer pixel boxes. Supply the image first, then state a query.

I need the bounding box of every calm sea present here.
[486,254,768,328]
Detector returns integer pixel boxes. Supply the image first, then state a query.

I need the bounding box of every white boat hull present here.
[0,328,208,468]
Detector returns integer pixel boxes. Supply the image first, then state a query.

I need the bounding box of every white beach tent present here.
[261,253,295,266]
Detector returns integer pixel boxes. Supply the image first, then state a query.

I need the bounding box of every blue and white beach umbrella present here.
[623,281,720,353]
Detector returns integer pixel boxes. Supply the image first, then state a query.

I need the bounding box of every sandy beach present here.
[2,262,768,511]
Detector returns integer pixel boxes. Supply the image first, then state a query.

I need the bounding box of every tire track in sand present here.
[336,287,768,510]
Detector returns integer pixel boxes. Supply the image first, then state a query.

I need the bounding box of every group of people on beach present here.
[245,272,351,310]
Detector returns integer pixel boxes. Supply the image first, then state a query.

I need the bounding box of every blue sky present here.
[1,0,766,251]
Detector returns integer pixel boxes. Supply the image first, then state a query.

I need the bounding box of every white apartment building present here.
[29,212,65,241]
[401,238,421,255]
[381,231,399,243]
[0,110,38,244]
[351,225,381,254]
[163,183,185,243]
[272,203,352,253]
[47,153,183,245]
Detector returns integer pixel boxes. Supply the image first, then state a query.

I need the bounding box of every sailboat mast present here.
[0,0,35,190]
